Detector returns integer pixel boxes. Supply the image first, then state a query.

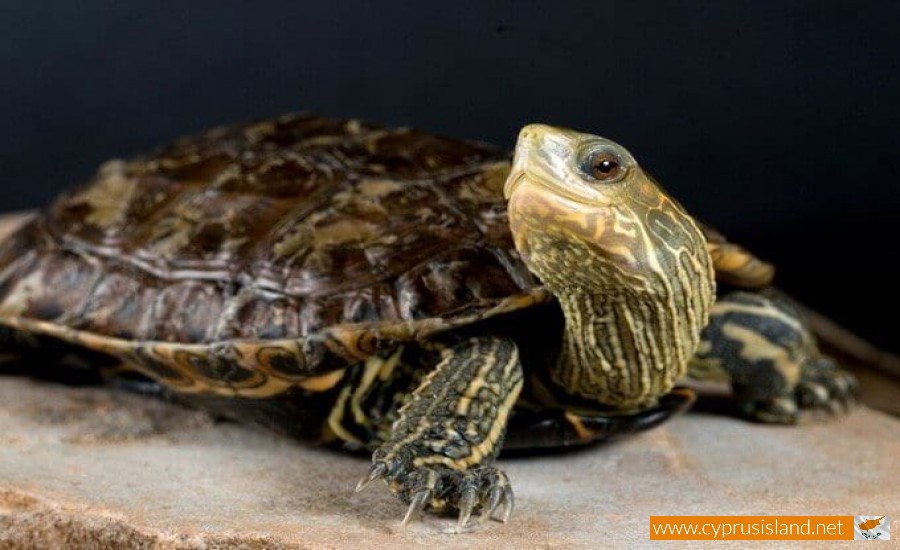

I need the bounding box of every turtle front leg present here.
[356,336,522,532]
[689,291,858,423]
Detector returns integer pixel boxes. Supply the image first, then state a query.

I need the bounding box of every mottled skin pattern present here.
[0,114,856,531]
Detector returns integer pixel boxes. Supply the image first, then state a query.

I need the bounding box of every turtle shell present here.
[0,113,549,396]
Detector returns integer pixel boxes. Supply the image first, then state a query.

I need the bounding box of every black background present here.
[1,2,897,350]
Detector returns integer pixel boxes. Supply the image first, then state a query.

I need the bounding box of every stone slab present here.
[0,376,898,549]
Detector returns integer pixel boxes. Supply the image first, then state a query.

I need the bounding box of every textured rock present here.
[0,213,898,549]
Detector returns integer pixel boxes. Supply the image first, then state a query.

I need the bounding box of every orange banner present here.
[650,515,854,540]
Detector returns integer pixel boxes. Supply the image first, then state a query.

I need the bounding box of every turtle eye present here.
[583,150,625,182]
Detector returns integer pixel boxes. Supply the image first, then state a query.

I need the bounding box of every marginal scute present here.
[257,345,307,379]
[124,348,194,389]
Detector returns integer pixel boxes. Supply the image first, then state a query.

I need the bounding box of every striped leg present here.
[356,336,523,532]
[689,292,858,423]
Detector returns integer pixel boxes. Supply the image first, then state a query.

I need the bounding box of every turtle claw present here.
[746,396,798,424]
[402,489,432,526]
[478,469,513,524]
[798,357,859,418]
[360,459,515,530]
[833,370,860,411]
[480,486,504,523]
[455,486,478,533]
[482,485,514,523]
[355,462,388,492]
[499,486,515,523]
[797,380,830,408]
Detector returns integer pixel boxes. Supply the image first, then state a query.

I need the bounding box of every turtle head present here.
[504,124,712,296]
[504,124,716,408]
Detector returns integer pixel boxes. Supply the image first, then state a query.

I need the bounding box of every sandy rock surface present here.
[0,376,897,549]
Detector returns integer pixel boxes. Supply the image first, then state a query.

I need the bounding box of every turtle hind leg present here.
[501,388,695,453]
[358,336,522,532]
[689,291,858,424]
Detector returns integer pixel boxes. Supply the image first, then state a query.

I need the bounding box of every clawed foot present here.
[744,357,859,423]
[356,460,514,533]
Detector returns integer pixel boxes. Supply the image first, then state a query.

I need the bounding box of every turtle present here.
[0,113,858,531]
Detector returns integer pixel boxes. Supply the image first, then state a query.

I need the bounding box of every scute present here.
[0,113,546,384]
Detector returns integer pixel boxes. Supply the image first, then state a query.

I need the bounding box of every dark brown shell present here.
[0,113,547,391]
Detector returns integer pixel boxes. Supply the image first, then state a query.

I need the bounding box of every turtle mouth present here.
[504,141,535,199]
[503,170,528,199]
[505,170,601,206]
